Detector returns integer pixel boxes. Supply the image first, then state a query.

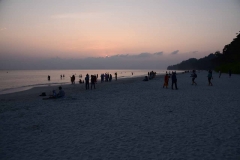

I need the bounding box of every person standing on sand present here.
[163,73,169,88]
[229,69,232,78]
[109,74,112,82]
[115,72,117,81]
[208,70,213,86]
[85,74,89,90]
[90,75,96,89]
[171,72,178,90]
[219,71,222,78]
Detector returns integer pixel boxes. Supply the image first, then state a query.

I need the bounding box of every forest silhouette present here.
[167,31,240,73]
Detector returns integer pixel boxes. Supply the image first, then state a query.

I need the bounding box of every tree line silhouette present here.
[167,31,240,73]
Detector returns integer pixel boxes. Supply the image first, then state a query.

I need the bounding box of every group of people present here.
[42,86,65,100]
[163,71,178,90]
[143,71,157,81]
[84,74,97,90]
[100,73,113,82]
[44,69,234,100]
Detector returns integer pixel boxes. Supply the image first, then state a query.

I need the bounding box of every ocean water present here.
[0,69,177,95]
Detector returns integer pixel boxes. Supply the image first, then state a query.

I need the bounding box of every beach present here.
[0,71,240,159]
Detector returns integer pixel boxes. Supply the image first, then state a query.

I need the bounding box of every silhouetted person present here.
[109,74,112,82]
[163,73,169,88]
[85,74,89,90]
[115,72,117,81]
[208,70,213,86]
[57,86,65,98]
[101,74,104,83]
[132,72,133,75]
[229,69,232,78]
[60,75,62,79]
[219,71,222,78]
[71,75,75,84]
[171,72,178,90]
[191,70,197,85]
[48,75,50,81]
[143,76,149,81]
[63,74,65,78]
[91,75,96,89]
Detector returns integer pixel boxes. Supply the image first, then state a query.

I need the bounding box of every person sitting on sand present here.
[43,87,65,100]
[57,86,65,98]
[143,76,149,81]
[163,73,169,88]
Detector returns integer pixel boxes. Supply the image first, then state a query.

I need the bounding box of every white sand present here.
[0,71,240,160]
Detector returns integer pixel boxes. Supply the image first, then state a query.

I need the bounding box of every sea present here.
[0,69,179,95]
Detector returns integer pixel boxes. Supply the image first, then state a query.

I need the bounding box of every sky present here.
[0,0,240,69]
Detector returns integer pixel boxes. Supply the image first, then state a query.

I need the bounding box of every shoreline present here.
[0,73,166,99]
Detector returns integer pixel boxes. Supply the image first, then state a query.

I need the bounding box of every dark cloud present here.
[134,52,151,58]
[192,51,198,54]
[154,52,163,55]
[171,50,179,55]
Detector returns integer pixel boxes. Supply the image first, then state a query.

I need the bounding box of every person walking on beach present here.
[191,70,197,85]
[229,69,232,78]
[171,72,178,90]
[85,74,89,90]
[163,73,169,88]
[208,70,213,86]
[219,71,222,78]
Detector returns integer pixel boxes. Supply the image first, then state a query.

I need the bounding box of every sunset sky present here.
[0,0,240,69]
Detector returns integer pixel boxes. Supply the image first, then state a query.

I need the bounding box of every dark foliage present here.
[167,31,240,73]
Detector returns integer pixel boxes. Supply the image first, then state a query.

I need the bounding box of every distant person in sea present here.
[229,69,232,78]
[219,71,222,78]
[63,74,65,78]
[85,74,89,90]
[91,75,96,89]
[163,73,169,88]
[208,70,213,86]
[132,72,133,75]
[71,75,75,84]
[191,70,197,85]
[48,75,50,81]
[60,75,62,79]
[171,72,178,90]
[115,72,117,81]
